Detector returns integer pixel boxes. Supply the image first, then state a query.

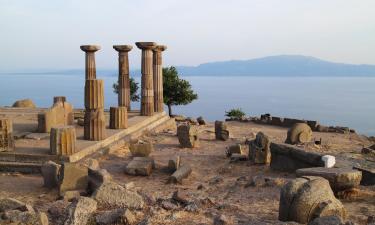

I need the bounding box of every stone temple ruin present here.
[0,42,172,172]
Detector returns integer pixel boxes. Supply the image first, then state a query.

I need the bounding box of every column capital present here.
[135,42,157,50]
[153,45,167,52]
[113,45,133,52]
[80,45,101,52]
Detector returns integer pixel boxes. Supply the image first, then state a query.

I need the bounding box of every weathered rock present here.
[125,157,154,176]
[0,118,15,152]
[12,99,36,108]
[308,216,343,225]
[129,142,153,157]
[92,182,144,209]
[230,153,248,162]
[168,164,192,184]
[86,159,100,170]
[197,116,206,125]
[172,190,189,204]
[2,210,48,225]
[213,214,233,225]
[282,118,307,127]
[0,198,27,212]
[249,132,271,164]
[215,121,229,141]
[161,199,178,210]
[59,163,88,195]
[41,161,61,188]
[64,197,97,225]
[168,156,181,172]
[186,117,198,125]
[270,143,324,172]
[88,168,112,194]
[322,155,336,168]
[317,124,329,132]
[95,208,136,225]
[62,191,81,202]
[177,124,199,148]
[296,167,362,192]
[50,126,76,156]
[270,116,284,126]
[279,176,346,224]
[307,120,320,131]
[285,123,313,144]
[353,166,375,186]
[226,144,243,157]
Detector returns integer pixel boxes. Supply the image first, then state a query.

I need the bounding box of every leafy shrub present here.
[225,108,246,120]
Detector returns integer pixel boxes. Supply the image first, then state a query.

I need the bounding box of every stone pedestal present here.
[109,107,128,129]
[215,121,229,141]
[50,126,76,156]
[177,124,199,148]
[85,79,104,109]
[84,109,106,141]
[152,45,167,113]
[136,42,157,116]
[113,45,132,109]
[80,45,101,80]
[0,119,14,152]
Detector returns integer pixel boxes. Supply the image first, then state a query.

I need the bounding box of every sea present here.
[0,73,374,136]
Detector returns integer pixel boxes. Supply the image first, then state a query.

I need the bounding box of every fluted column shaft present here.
[80,45,100,80]
[136,42,157,116]
[113,45,133,109]
[153,45,167,113]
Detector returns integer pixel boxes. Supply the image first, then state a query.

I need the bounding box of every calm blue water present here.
[0,74,374,135]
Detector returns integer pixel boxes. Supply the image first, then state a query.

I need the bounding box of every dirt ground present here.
[0,120,374,224]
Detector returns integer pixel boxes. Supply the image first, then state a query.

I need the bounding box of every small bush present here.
[225,108,246,120]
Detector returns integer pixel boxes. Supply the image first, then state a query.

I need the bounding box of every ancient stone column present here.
[50,126,76,156]
[109,107,128,129]
[80,45,101,80]
[152,45,167,113]
[0,119,14,152]
[84,79,106,141]
[136,42,157,116]
[113,45,132,109]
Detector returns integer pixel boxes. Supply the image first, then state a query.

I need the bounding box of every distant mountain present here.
[176,55,375,76]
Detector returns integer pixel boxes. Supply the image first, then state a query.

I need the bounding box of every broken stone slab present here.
[125,157,154,176]
[41,161,61,189]
[87,168,112,194]
[249,132,271,164]
[322,155,336,168]
[64,197,97,225]
[129,142,154,157]
[296,167,362,192]
[25,133,50,140]
[95,208,136,225]
[168,164,192,184]
[59,163,88,195]
[92,182,144,209]
[354,166,375,186]
[167,156,181,173]
[279,176,346,224]
[177,124,199,148]
[270,143,324,172]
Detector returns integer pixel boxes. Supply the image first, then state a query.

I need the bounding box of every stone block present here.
[282,118,307,127]
[279,176,346,224]
[285,123,312,144]
[296,167,362,192]
[96,208,136,225]
[177,124,199,148]
[37,103,67,133]
[354,166,375,186]
[322,155,336,168]
[270,116,284,126]
[125,157,154,176]
[215,121,229,141]
[0,119,15,152]
[307,120,320,131]
[84,79,104,110]
[88,168,112,194]
[84,109,106,141]
[109,106,128,129]
[226,144,243,157]
[50,126,76,156]
[249,132,271,164]
[41,161,61,188]
[168,156,181,173]
[64,197,97,225]
[270,143,324,172]
[129,142,153,157]
[54,101,74,125]
[59,163,88,194]
[168,164,192,184]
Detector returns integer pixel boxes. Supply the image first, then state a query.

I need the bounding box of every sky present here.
[0,0,374,71]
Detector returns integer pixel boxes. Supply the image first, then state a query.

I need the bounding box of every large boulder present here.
[12,99,36,108]
[92,182,144,209]
[279,176,346,224]
[63,197,97,225]
[249,132,271,164]
[285,123,312,145]
[296,167,362,192]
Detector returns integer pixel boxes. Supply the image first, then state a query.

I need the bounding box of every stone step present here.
[0,161,42,173]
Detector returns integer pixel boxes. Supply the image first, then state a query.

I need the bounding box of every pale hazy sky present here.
[0,0,374,70]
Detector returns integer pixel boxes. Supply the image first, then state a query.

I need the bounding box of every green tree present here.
[112,78,140,109]
[225,108,246,120]
[163,66,198,116]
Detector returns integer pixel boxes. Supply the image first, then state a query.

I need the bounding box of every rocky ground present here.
[0,120,375,224]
